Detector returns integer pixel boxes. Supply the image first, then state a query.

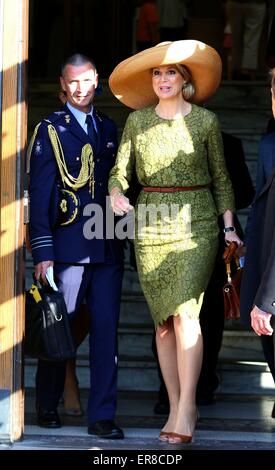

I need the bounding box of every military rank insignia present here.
[65,115,70,124]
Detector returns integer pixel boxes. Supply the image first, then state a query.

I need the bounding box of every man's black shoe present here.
[37,408,61,428]
[88,420,124,439]
[154,401,170,415]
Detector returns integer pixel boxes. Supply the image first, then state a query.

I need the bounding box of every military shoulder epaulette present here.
[43,109,66,125]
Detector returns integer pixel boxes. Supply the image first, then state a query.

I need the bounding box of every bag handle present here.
[222,241,238,264]
[30,273,56,297]
[223,242,241,283]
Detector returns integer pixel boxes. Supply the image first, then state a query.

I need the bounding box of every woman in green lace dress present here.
[108,40,242,443]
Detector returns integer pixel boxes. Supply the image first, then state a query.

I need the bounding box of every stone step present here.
[208,80,270,108]
[214,109,269,135]
[22,387,275,451]
[24,357,274,395]
[220,330,265,361]
[120,293,152,324]
[20,389,275,453]
[75,327,265,362]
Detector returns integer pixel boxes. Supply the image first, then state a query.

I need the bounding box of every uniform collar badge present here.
[65,114,70,124]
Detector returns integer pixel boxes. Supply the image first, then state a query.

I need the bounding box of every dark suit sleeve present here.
[245,138,267,239]
[250,138,275,314]
[254,140,267,197]
[254,231,275,315]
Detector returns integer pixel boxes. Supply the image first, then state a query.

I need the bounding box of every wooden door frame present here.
[0,0,28,442]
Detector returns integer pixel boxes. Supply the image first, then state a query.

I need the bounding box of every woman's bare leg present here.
[155,317,180,433]
[171,313,202,438]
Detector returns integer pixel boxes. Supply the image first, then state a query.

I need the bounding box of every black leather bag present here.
[25,280,76,361]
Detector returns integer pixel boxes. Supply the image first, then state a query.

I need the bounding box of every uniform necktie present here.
[85,114,98,148]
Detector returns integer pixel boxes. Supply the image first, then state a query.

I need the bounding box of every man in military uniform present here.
[28,53,124,439]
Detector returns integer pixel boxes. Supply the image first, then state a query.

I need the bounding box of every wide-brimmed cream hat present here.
[109,40,222,109]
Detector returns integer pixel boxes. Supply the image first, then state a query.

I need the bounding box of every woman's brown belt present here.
[142,184,211,193]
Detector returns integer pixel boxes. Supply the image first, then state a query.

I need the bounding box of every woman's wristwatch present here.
[223,226,236,233]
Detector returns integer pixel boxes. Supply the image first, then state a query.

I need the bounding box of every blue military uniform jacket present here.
[29,105,124,265]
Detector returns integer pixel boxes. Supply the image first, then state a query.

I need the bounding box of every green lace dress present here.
[109,105,235,326]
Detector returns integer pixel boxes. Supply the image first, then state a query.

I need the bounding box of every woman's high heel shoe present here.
[159,431,172,441]
[168,432,194,444]
[168,408,198,444]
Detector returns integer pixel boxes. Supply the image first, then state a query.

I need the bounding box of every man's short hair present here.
[61,53,97,76]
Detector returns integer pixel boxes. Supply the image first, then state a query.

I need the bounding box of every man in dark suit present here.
[241,70,275,417]
[29,53,124,438]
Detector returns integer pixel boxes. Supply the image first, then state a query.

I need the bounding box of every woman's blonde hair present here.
[175,64,195,101]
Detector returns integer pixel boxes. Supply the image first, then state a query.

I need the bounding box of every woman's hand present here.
[110,188,134,216]
[222,210,243,246]
[224,230,243,246]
